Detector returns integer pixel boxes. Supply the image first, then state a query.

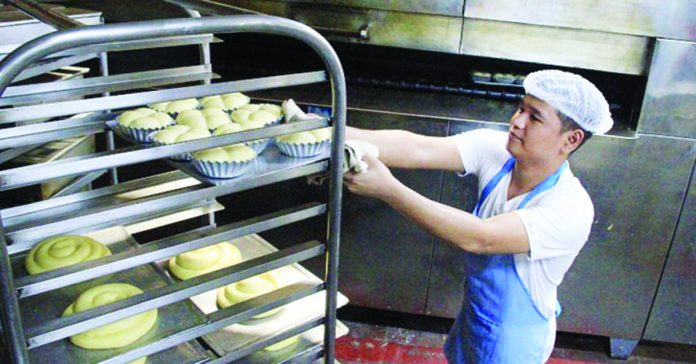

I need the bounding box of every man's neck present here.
[508,157,566,200]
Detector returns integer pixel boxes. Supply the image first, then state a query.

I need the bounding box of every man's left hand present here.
[343,153,400,201]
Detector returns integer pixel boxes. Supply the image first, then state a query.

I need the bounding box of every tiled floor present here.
[335,321,696,364]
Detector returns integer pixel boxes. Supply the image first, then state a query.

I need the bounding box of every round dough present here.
[25,235,111,275]
[277,131,317,144]
[165,98,199,114]
[62,283,157,349]
[192,148,231,163]
[221,93,250,110]
[118,109,154,125]
[201,108,228,118]
[231,103,282,125]
[309,127,331,142]
[175,128,211,143]
[177,109,231,130]
[264,335,300,351]
[213,123,243,136]
[168,242,242,280]
[200,96,225,110]
[148,102,170,112]
[222,145,256,162]
[248,110,278,125]
[152,125,191,144]
[216,271,283,318]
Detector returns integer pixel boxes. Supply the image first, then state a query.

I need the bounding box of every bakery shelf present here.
[0,70,327,124]
[15,226,210,364]
[183,234,349,361]
[46,169,106,198]
[231,321,349,364]
[0,10,346,364]
[168,144,330,186]
[109,233,348,364]
[0,65,218,107]
[4,159,325,252]
[12,53,98,83]
[0,112,112,149]
[1,170,194,226]
[0,144,41,165]
[0,118,329,190]
[16,203,326,298]
[103,282,324,364]
[26,240,326,348]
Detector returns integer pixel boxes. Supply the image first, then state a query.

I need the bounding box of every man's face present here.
[506,95,566,163]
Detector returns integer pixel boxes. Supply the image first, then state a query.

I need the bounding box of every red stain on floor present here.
[336,336,599,364]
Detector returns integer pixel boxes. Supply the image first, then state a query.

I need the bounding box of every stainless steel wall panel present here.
[338,110,447,314]
[638,39,696,139]
[265,0,464,17]
[459,19,649,75]
[644,163,696,344]
[465,0,696,41]
[557,134,695,339]
[220,0,463,54]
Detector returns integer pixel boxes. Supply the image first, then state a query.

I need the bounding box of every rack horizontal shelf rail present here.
[0,13,346,364]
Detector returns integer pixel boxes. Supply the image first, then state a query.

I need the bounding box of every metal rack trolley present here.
[0,10,346,364]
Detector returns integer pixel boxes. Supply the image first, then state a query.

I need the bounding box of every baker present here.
[343,70,612,363]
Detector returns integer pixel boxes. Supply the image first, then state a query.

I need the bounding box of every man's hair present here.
[558,110,592,154]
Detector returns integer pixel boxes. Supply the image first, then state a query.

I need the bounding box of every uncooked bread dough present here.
[216,270,283,319]
[25,235,111,275]
[168,242,242,280]
[62,283,157,350]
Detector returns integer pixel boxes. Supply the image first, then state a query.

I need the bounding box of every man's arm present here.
[347,126,464,171]
[344,153,530,254]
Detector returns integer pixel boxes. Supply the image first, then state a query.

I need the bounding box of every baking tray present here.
[237,321,349,364]
[158,234,348,358]
[106,119,330,186]
[168,145,329,186]
[16,226,210,364]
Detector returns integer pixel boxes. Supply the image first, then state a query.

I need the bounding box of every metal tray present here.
[16,226,210,364]
[158,234,348,358]
[106,119,330,186]
[169,146,329,186]
[238,321,349,364]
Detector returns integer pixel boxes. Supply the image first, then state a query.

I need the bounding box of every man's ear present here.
[562,129,584,154]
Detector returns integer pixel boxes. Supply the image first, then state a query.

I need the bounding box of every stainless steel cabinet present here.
[643,163,696,345]
[638,39,696,139]
[338,110,447,314]
[556,135,695,340]
[216,0,463,54]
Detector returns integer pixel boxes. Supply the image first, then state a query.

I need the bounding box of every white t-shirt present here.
[451,128,594,359]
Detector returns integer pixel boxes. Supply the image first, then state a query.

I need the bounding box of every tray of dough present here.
[106,119,330,186]
[237,321,349,363]
[158,233,349,358]
[16,226,210,364]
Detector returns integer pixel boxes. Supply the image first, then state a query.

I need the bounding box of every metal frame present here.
[0,10,345,364]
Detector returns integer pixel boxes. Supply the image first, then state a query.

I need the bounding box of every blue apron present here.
[444,156,567,364]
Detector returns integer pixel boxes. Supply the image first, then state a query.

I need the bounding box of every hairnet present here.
[523,70,613,135]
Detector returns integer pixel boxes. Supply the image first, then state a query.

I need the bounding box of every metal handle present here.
[312,24,369,40]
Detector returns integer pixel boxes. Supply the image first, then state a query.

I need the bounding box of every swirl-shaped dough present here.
[217,270,283,319]
[62,283,157,350]
[264,335,300,351]
[168,242,242,280]
[25,235,111,275]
